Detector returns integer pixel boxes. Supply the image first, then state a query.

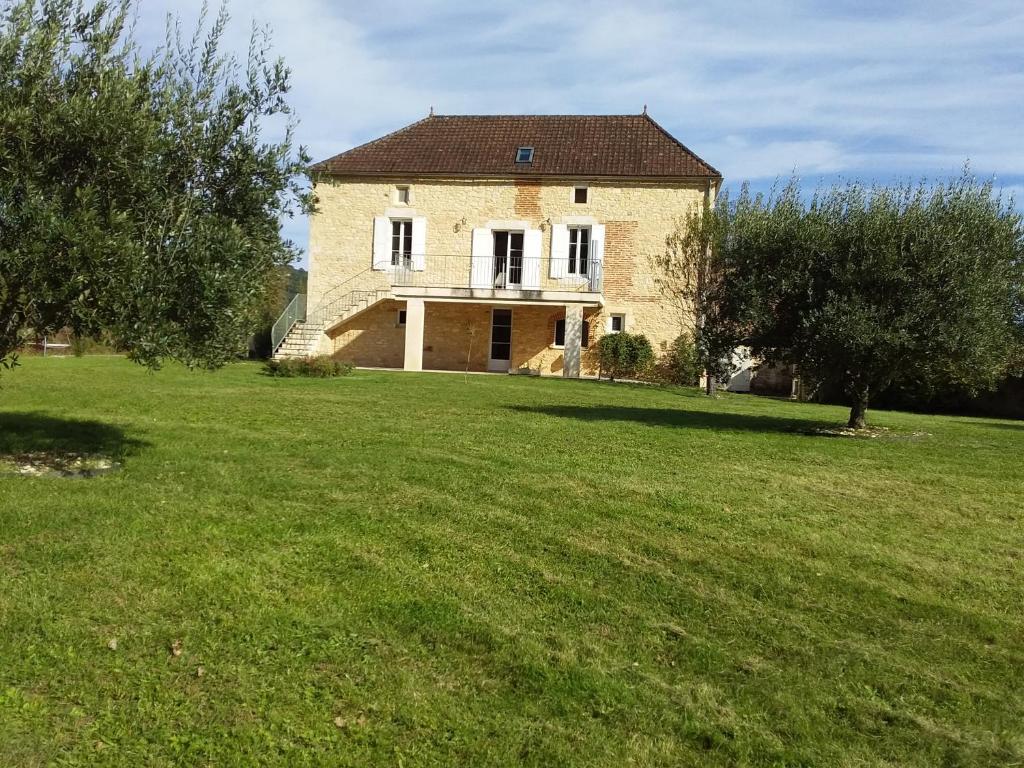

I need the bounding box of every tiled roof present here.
[312,114,720,179]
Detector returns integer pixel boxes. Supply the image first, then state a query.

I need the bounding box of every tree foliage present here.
[700,174,1024,427]
[646,333,703,386]
[656,203,737,395]
[0,0,313,375]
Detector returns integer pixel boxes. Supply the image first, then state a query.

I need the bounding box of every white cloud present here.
[131,0,1024,263]
[711,137,851,180]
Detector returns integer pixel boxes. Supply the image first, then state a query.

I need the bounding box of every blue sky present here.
[136,1,1024,267]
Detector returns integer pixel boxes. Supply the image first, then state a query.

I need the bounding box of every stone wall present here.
[328,300,604,375]
[325,299,405,369]
[309,175,712,372]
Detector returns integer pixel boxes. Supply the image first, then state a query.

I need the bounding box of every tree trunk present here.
[847,386,869,429]
[705,372,716,397]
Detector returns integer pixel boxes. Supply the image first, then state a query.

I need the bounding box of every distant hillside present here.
[251,264,309,358]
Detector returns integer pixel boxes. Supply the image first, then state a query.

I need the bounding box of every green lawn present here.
[1,357,1022,767]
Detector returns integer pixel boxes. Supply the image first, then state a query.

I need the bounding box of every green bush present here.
[70,335,88,357]
[648,334,702,386]
[263,356,354,378]
[596,332,654,381]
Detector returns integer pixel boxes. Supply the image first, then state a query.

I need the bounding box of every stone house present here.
[272,113,721,377]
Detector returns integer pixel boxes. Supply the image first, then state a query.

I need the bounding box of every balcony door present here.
[488,308,513,372]
[492,231,524,289]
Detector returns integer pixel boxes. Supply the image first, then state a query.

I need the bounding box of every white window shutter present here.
[372,216,391,270]
[523,229,542,289]
[589,224,605,290]
[549,224,569,279]
[470,228,493,288]
[411,216,427,271]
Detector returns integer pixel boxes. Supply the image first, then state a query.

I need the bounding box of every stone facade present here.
[309,175,713,375]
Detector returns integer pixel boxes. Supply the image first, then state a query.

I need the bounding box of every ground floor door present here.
[488,308,512,372]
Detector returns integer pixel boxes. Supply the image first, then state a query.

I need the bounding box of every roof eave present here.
[310,169,722,183]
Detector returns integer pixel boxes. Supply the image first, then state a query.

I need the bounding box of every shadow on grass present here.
[507,404,834,435]
[959,418,1024,431]
[0,411,149,458]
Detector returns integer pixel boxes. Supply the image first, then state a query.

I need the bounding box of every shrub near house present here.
[597,332,654,381]
[263,357,353,378]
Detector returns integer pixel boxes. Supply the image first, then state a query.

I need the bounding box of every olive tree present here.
[656,202,736,396]
[0,0,313,375]
[702,174,1023,428]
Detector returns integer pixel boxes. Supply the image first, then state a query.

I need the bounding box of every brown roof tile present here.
[312,114,720,179]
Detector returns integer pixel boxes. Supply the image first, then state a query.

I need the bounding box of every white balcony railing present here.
[386,254,603,293]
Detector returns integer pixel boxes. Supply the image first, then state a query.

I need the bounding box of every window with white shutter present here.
[567,227,590,277]
[470,228,493,288]
[549,224,569,279]
[372,216,391,270]
[391,220,413,267]
[411,216,426,271]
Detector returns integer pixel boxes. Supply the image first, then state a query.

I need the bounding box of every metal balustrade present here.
[387,254,603,293]
[271,254,605,356]
[270,293,306,353]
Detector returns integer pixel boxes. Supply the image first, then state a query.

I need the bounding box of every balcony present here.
[384,254,603,305]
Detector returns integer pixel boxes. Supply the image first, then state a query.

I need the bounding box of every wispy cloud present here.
[133,0,1024,259]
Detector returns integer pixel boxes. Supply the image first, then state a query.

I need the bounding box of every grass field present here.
[1,356,1022,767]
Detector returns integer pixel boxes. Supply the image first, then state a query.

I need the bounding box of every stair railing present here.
[304,286,390,331]
[271,293,307,353]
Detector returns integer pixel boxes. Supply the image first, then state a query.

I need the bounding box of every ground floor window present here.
[608,314,625,333]
[554,318,590,348]
[397,309,407,326]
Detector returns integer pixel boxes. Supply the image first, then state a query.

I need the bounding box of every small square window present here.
[609,314,625,333]
[397,310,407,326]
[573,186,588,204]
[515,147,534,164]
[396,186,410,204]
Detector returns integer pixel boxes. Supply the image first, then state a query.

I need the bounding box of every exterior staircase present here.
[274,321,324,358]
[272,286,392,359]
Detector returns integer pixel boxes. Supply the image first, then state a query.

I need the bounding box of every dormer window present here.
[515,147,534,164]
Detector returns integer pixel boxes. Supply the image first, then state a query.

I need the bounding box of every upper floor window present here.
[573,186,588,204]
[515,146,534,164]
[568,226,590,276]
[391,220,412,266]
[608,313,625,333]
[395,186,411,205]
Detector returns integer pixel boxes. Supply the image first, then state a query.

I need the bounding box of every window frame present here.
[553,317,590,349]
[390,219,413,267]
[492,229,525,288]
[608,313,625,334]
[573,186,589,204]
[515,146,534,164]
[566,226,591,277]
[395,185,411,205]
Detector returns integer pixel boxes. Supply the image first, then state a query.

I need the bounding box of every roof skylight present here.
[515,146,534,164]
